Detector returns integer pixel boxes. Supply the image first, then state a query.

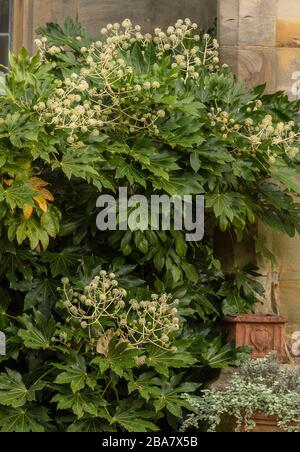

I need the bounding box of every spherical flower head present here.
[117,300,126,309]
[132,301,140,311]
[161,334,170,344]
[249,135,261,145]
[63,300,72,308]
[119,288,127,297]
[175,19,184,28]
[286,146,299,158]
[122,19,132,29]
[48,46,61,55]
[59,331,68,341]
[269,155,276,164]
[157,109,166,118]
[61,277,70,285]
[152,81,160,89]
[213,39,219,49]
[245,118,254,127]
[34,39,42,48]
[135,355,146,366]
[70,306,78,315]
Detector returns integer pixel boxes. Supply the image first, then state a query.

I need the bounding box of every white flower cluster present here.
[244,111,300,163]
[208,107,241,138]
[35,19,220,141]
[208,99,300,162]
[60,270,180,351]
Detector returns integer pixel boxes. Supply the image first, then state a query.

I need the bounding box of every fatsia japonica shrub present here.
[0,17,300,432]
[0,272,200,432]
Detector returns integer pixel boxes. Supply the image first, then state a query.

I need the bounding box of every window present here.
[0,0,11,68]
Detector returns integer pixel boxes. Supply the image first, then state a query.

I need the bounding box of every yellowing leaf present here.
[38,188,54,202]
[23,204,33,220]
[30,177,54,213]
[30,177,49,188]
[34,195,48,213]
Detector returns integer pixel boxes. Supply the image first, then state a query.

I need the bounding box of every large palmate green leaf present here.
[54,354,97,393]
[0,369,46,408]
[145,343,197,376]
[17,310,56,350]
[0,181,38,210]
[271,165,300,195]
[0,369,28,408]
[151,374,199,418]
[109,399,160,432]
[0,406,50,432]
[67,416,114,432]
[42,249,81,277]
[24,277,59,315]
[51,391,104,419]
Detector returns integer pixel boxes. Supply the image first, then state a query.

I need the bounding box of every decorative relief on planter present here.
[250,327,273,353]
[224,315,287,359]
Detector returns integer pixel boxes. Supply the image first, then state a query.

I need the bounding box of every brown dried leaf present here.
[96,331,114,356]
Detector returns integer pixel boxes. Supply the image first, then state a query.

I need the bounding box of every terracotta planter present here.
[235,415,284,432]
[224,314,287,359]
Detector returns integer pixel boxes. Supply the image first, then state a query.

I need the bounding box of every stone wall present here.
[13,0,217,53]
[218,0,300,97]
[218,0,300,353]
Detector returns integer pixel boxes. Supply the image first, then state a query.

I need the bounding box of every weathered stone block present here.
[218,0,239,46]
[239,0,276,47]
[276,47,300,96]
[237,47,277,91]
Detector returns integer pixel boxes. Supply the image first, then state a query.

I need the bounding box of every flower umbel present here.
[59,270,180,351]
